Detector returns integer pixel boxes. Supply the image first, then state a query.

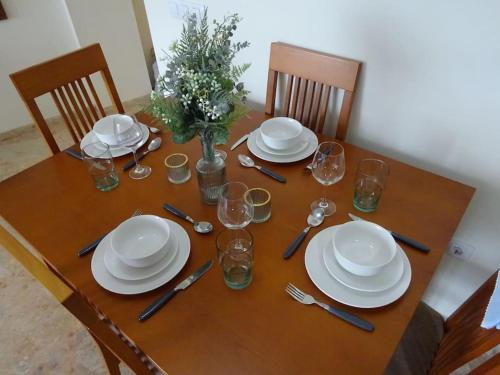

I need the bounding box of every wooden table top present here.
[0,111,474,374]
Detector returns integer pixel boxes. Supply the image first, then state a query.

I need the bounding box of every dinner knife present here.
[230,126,261,150]
[64,148,83,160]
[348,213,430,253]
[138,259,214,322]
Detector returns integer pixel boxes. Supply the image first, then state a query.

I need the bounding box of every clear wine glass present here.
[217,182,254,229]
[113,115,151,179]
[310,141,345,216]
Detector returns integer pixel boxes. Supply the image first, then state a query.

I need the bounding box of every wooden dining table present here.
[0,111,474,374]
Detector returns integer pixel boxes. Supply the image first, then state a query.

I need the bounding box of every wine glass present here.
[217,182,254,229]
[113,115,151,179]
[310,141,345,216]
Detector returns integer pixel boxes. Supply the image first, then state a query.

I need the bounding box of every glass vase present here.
[196,131,226,205]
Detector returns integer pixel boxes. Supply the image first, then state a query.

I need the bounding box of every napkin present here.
[480,270,500,329]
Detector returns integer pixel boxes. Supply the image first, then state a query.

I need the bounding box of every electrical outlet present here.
[448,239,475,261]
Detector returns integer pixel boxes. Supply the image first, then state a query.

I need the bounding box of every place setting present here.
[233,117,319,164]
[89,214,191,295]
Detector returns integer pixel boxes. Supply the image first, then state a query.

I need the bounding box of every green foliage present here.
[145,9,250,144]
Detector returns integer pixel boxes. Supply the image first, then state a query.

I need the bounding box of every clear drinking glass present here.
[217,182,254,229]
[164,153,191,184]
[216,228,254,289]
[310,141,345,216]
[244,188,271,223]
[113,116,151,179]
[353,159,389,212]
[81,141,119,192]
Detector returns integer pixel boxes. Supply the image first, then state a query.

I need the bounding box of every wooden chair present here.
[265,42,361,141]
[0,223,156,374]
[10,43,124,155]
[386,270,500,375]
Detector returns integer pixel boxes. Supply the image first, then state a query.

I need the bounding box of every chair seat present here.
[385,302,444,375]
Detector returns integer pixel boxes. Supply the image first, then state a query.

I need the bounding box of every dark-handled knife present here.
[138,259,213,322]
[64,148,84,160]
[77,235,106,257]
[348,213,430,253]
[305,143,333,172]
[256,166,287,183]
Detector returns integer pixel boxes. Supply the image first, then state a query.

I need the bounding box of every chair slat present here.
[316,85,331,134]
[301,81,316,127]
[77,78,100,123]
[56,87,84,140]
[296,79,308,123]
[70,81,94,132]
[50,90,79,144]
[63,84,88,137]
[309,83,323,132]
[282,74,294,117]
[290,77,302,120]
[85,76,106,117]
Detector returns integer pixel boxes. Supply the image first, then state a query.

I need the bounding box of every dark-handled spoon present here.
[238,154,287,183]
[123,137,161,171]
[283,208,325,259]
[163,204,213,234]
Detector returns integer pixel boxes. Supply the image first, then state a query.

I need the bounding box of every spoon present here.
[238,154,287,183]
[163,204,214,234]
[283,208,325,259]
[123,137,162,171]
[148,126,160,134]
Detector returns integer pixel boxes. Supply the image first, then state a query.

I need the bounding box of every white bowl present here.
[110,215,171,268]
[93,114,134,146]
[332,221,397,277]
[259,117,303,150]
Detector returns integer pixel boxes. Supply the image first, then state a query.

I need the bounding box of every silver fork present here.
[285,283,375,332]
[77,209,142,257]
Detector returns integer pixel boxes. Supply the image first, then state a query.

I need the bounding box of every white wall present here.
[144,0,500,318]
[0,0,151,133]
[0,0,78,132]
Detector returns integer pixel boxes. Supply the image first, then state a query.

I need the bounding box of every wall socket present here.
[168,0,205,21]
[448,239,475,261]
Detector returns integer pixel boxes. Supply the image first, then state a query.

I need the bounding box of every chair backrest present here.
[430,270,500,374]
[10,43,124,154]
[265,42,361,140]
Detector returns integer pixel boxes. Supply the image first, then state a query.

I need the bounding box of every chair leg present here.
[90,331,121,375]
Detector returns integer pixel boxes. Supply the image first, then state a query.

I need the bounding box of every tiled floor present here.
[0,97,149,374]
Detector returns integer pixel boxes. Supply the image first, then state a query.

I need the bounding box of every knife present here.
[64,148,84,160]
[138,259,214,322]
[348,213,430,253]
[230,126,261,150]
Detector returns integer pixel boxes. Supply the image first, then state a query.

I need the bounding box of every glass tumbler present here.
[81,141,119,192]
[244,188,271,223]
[353,159,389,212]
[216,228,254,289]
[164,153,191,184]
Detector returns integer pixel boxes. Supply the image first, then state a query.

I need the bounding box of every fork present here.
[77,209,142,257]
[285,283,375,332]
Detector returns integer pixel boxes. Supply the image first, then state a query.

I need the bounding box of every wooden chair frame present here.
[10,43,124,154]
[265,42,361,140]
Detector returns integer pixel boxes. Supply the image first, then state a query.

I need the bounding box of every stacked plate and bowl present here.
[80,114,149,158]
[91,215,190,294]
[248,117,319,163]
[305,221,412,308]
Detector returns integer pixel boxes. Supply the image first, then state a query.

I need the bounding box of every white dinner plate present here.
[322,227,404,293]
[255,130,309,156]
[247,126,318,163]
[91,219,190,294]
[103,233,179,281]
[80,124,149,158]
[305,225,411,308]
